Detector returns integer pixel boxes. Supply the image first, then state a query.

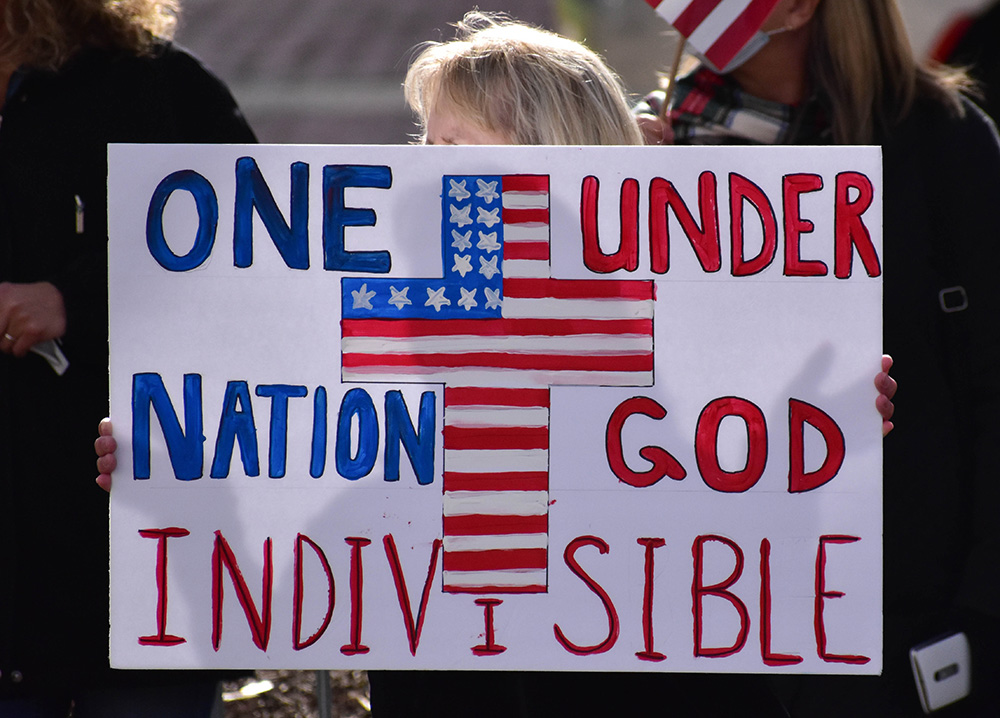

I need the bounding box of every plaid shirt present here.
[636,66,832,145]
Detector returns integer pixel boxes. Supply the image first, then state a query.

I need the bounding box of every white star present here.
[451,229,473,251]
[476,179,499,203]
[479,255,500,280]
[450,204,472,227]
[388,285,411,309]
[425,286,451,311]
[452,254,473,277]
[484,287,502,309]
[477,206,500,227]
[477,231,501,253]
[448,179,471,200]
[458,287,478,311]
[351,283,376,310]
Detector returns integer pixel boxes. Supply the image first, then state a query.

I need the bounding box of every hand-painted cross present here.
[341,174,654,594]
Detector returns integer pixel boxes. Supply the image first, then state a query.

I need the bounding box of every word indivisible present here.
[136,528,868,665]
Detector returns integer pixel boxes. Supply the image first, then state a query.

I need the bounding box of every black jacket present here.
[0,42,255,696]
[642,76,1000,716]
[833,94,1000,718]
[774,98,1000,717]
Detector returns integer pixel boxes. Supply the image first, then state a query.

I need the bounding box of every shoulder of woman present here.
[53,41,255,143]
[885,96,1000,208]
[890,93,998,149]
[132,42,258,143]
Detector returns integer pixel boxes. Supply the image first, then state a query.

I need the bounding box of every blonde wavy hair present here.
[1,0,179,70]
[809,0,970,144]
[404,12,643,145]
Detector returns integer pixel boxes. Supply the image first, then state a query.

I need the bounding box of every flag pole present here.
[659,35,687,123]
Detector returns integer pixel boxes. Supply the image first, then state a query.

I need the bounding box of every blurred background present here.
[175,0,996,144]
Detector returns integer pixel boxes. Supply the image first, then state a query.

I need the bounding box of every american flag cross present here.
[341,174,655,594]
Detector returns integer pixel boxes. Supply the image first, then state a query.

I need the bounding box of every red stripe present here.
[503,208,548,225]
[504,241,549,260]
[444,426,548,450]
[645,0,662,9]
[444,514,548,536]
[705,0,781,69]
[444,471,549,492]
[503,277,655,300]
[443,548,547,572]
[445,387,549,407]
[343,318,653,338]
[679,72,721,116]
[444,583,546,594]
[503,175,549,193]
[671,0,723,37]
[343,351,653,372]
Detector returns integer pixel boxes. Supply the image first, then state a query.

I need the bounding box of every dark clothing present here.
[778,93,1000,718]
[369,670,786,717]
[877,94,1000,635]
[825,91,1000,718]
[0,42,255,698]
[641,68,1000,716]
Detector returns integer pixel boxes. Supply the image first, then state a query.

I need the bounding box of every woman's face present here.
[424,103,512,145]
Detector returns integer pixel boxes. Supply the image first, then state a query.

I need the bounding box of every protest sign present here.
[108,144,882,673]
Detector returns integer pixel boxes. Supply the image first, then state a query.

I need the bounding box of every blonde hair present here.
[809,0,969,144]
[0,0,179,71]
[404,12,643,146]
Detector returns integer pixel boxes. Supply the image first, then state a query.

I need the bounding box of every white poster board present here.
[108,144,882,674]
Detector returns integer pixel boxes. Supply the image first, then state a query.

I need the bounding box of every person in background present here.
[395,15,780,715]
[0,0,256,715]
[636,1,1000,715]
[403,11,644,146]
[96,10,897,716]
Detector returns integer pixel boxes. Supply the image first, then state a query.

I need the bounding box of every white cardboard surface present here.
[108,144,882,673]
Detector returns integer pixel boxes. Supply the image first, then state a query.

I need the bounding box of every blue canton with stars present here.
[341,175,505,319]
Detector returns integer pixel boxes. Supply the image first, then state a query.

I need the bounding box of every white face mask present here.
[690,26,789,75]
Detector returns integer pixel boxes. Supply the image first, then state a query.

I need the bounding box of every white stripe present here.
[444,448,549,473]
[728,109,785,143]
[503,192,549,210]
[444,534,548,552]
[443,490,549,516]
[503,297,654,319]
[504,259,550,278]
[503,225,550,243]
[344,334,652,355]
[446,406,549,428]
[443,568,547,588]
[343,367,654,387]
[686,0,754,53]
[654,0,696,25]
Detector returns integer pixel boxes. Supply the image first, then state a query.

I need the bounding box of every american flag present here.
[645,0,781,71]
[341,174,654,593]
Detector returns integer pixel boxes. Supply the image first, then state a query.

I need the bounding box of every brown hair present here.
[0,0,179,70]
[808,0,970,143]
